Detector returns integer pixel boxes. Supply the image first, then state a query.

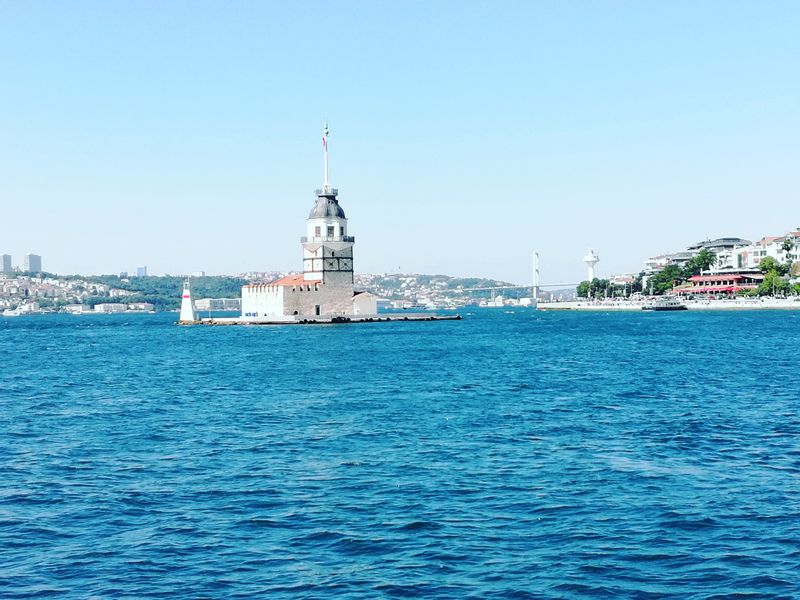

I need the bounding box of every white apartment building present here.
[644,231,800,277]
[94,303,127,313]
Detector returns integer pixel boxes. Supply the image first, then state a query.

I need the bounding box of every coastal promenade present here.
[538,297,800,311]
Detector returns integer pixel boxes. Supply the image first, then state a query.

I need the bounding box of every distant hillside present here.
[355,273,527,302]
[73,274,246,310]
[7,271,533,311]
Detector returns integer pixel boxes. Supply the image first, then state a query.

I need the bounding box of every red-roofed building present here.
[674,273,764,296]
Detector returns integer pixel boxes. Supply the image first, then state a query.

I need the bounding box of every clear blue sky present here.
[1,1,798,284]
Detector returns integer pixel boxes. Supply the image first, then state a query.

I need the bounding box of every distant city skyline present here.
[1,253,44,273]
[1,2,798,284]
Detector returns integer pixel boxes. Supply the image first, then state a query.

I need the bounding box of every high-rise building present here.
[24,254,42,273]
[136,266,148,277]
[1,254,11,273]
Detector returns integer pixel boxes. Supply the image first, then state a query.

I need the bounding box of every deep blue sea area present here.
[1,309,799,598]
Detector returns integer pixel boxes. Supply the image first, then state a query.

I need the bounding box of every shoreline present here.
[181,313,462,325]
[538,298,800,311]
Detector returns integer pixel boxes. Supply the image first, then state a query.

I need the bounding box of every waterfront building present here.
[609,274,636,286]
[645,234,800,280]
[687,237,752,253]
[240,124,377,320]
[674,273,764,296]
[64,304,91,314]
[195,298,242,311]
[748,231,800,268]
[18,301,41,313]
[94,303,126,313]
[24,254,42,273]
[643,238,758,287]
[1,255,11,273]
[128,302,155,312]
[352,291,379,314]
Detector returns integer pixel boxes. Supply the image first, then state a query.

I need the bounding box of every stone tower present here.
[238,123,377,320]
[302,188,354,286]
[301,123,355,290]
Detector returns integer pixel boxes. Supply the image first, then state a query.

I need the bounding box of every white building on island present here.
[240,124,378,320]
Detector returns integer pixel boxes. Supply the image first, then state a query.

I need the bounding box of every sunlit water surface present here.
[2,310,799,598]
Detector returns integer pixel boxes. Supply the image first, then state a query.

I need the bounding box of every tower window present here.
[327,226,335,237]
[315,226,321,236]
[340,226,345,236]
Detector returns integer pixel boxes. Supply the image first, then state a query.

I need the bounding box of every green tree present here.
[758,270,790,296]
[682,249,717,278]
[576,278,610,298]
[631,275,644,294]
[758,256,790,276]
[647,264,683,295]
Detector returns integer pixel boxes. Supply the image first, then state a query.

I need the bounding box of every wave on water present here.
[1,311,799,598]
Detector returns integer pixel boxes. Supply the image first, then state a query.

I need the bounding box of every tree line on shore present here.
[577,246,800,298]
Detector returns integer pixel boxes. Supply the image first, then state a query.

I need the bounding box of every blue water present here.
[2,310,799,598]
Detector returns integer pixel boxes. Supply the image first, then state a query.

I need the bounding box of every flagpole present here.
[323,121,329,191]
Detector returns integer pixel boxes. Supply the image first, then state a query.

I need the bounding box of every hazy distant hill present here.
[5,271,531,311]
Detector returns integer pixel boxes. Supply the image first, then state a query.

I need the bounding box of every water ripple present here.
[1,311,799,598]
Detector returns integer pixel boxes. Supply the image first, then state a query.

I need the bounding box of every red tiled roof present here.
[757,236,782,245]
[244,274,310,288]
[676,284,758,294]
[269,274,307,286]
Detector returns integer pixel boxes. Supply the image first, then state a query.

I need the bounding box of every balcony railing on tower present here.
[300,235,356,243]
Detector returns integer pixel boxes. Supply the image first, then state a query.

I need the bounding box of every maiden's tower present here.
[241,124,377,320]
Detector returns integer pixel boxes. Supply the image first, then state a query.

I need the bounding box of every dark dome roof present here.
[308,193,346,219]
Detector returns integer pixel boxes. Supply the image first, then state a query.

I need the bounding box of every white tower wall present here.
[179,280,197,322]
[583,249,600,281]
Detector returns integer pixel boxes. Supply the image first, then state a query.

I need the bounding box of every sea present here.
[1,309,799,599]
